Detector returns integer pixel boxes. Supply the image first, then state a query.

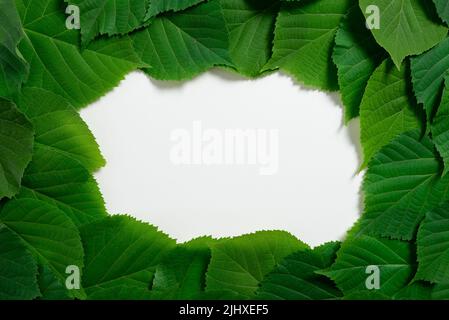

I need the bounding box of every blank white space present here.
[80,70,363,247]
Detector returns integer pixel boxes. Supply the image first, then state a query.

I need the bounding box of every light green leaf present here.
[264,0,355,90]
[433,0,449,25]
[67,0,148,46]
[220,0,279,77]
[360,59,423,168]
[16,0,145,109]
[0,198,84,294]
[356,130,449,240]
[0,99,34,200]
[0,224,40,300]
[151,237,214,299]
[18,145,107,227]
[333,6,386,122]
[0,0,29,98]
[319,235,414,296]
[411,37,449,120]
[359,0,447,68]
[206,231,308,298]
[145,0,206,20]
[16,88,105,172]
[256,242,342,300]
[416,201,449,283]
[81,215,176,299]
[132,0,232,80]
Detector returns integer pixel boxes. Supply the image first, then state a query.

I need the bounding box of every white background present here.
[80,70,364,247]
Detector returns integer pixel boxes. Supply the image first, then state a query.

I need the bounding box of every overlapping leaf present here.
[256,242,342,300]
[206,231,308,298]
[416,201,449,283]
[319,235,414,296]
[0,225,39,300]
[433,0,449,25]
[264,0,355,90]
[0,99,34,200]
[67,0,149,46]
[359,0,447,68]
[151,237,213,299]
[80,215,176,299]
[16,0,146,109]
[18,145,107,226]
[356,130,449,240]
[360,59,423,167]
[333,6,386,122]
[411,37,449,120]
[145,0,206,20]
[221,0,279,77]
[37,264,71,300]
[431,79,449,175]
[0,198,84,297]
[132,0,232,80]
[0,0,29,98]
[16,88,105,172]
[433,283,449,299]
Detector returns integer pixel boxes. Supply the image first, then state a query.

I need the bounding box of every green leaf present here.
[0,0,29,98]
[346,282,432,300]
[356,130,449,240]
[393,282,433,300]
[0,99,34,200]
[206,231,308,298]
[37,263,71,300]
[433,283,449,299]
[0,198,84,293]
[433,0,449,25]
[18,145,107,227]
[16,88,105,172]
[0,224,40,300]
[145,0,206,20]
[342,291,390,300]
[132,0,232,80]
[344,282,433,301]
[432,80,449,176]
[263,0,355,90]
[411,37,449,120]
[319,235,414,296]
[16,0,145,109]
[220,0,279,77]
[256,242,342,300]
[151,237,214,299]
[81,215,176,299]
[360,59,423,168]
[67,0,148,46]
[332,6,386,122]
[416,201,449,283]
[359,0,447,68]
[191,290,248,300]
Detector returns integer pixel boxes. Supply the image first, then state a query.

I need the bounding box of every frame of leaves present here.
[1,0,449,300]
